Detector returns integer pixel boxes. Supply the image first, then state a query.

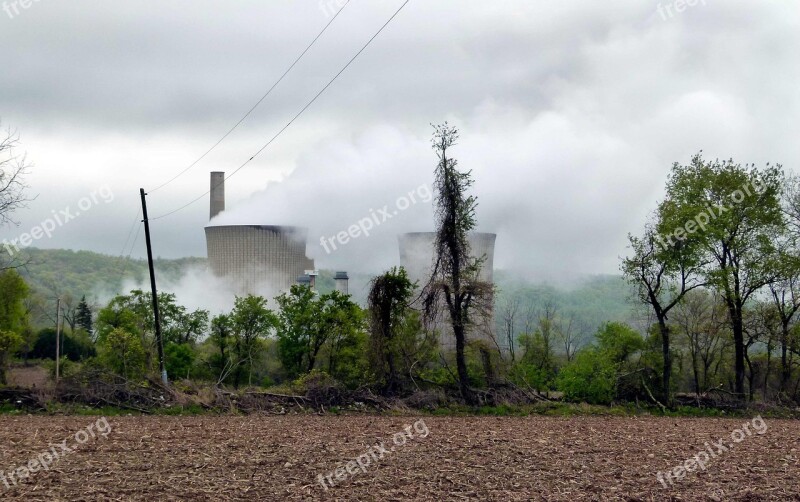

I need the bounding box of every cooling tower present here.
[205,225,315,295]
[210,172,225,220]
[398,232,497,350]
[398,232,496,286]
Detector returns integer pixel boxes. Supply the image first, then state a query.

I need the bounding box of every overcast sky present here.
[0,0,797,282]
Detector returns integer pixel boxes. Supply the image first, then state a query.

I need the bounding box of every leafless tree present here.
[499,294,520,362]
[0,124,33,271]
[555,312,579,362]
[673,289,731,395]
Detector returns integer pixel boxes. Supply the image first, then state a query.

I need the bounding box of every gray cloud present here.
[0,0,797,282]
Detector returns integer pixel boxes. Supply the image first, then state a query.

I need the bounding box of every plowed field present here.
[1,415,798,501]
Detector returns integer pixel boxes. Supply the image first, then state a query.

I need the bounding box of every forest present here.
[2,128,799,412]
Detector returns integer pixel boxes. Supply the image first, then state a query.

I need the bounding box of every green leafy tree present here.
[556,348,617,405]
[208,313,234,385]
[100,328,146,381]
[0,269,29,334]
[0,330,23,385]
[165,343,195,380]
[556,322,645,404]
[321,291,367,386]
[230,295,276,387]
[275,286,366,382]
[96,290,208,374]
[31,328,95,361]
[275,285,323,378]
[660,155,784,398]
[622,222,705,405]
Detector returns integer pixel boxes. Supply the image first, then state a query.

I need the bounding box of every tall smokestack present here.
[335,271,349,295]
[210,171,225,220]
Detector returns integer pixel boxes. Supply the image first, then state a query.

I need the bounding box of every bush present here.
[509,362,552,392]
[165,343,195,380]
[99,328,146,381]
[0,330,23,385]
[31,328,96,362]
[556,349,617,405]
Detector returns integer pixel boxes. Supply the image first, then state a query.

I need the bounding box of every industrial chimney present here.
[210,171,225,220]
[334,271,349,295]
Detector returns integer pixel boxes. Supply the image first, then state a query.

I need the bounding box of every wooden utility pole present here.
[140,188,168,386]
[55,297,61,383]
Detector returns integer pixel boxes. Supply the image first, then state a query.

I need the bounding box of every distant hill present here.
[493,271,638,349]
[16,247,206,304]
[14,248,636,340]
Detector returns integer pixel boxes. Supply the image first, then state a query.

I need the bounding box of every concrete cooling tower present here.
[398,232,497,350]
[205,172,314,296]
[399,232,496,286]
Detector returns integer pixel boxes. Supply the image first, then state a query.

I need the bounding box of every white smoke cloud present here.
[207,102,662,282]
[116,266,238,316]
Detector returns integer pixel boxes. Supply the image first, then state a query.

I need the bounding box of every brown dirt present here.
[0,415,798,501]
[7,366,50,390]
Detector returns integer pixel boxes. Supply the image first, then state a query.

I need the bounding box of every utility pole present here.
[140,188,168,386]
[55,297,61,383]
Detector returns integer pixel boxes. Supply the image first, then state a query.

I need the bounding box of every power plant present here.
[205,172,315,296]
[398,232,496,285]
[203,173,496,350]
[398,232,497,349]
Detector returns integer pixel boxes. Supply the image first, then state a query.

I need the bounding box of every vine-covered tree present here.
[368,267,419,394]
[422,123,493,404]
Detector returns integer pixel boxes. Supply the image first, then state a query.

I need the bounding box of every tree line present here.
[2,121,798,408]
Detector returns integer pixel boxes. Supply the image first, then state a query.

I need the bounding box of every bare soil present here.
[7,366,50,390]
[0,415,797,501]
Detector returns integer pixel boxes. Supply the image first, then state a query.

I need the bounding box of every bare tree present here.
[498,294,520,362]
[673,289,731,395]
[0,124,32,271]
[555,312,579,362]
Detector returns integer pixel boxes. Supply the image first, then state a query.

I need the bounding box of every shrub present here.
[99,328,146,381]
[556,349,617,405]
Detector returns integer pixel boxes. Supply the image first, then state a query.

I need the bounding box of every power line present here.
[147,0,352,194]
[111,208,142,291]
[118,208,141,259]
[151,0,411,221]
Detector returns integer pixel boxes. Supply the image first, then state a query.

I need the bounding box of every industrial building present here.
[398,232,497,349]
[202,171,494,347]
[204,172,315,296]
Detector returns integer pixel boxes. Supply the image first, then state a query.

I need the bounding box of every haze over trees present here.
[2,128,799,410]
